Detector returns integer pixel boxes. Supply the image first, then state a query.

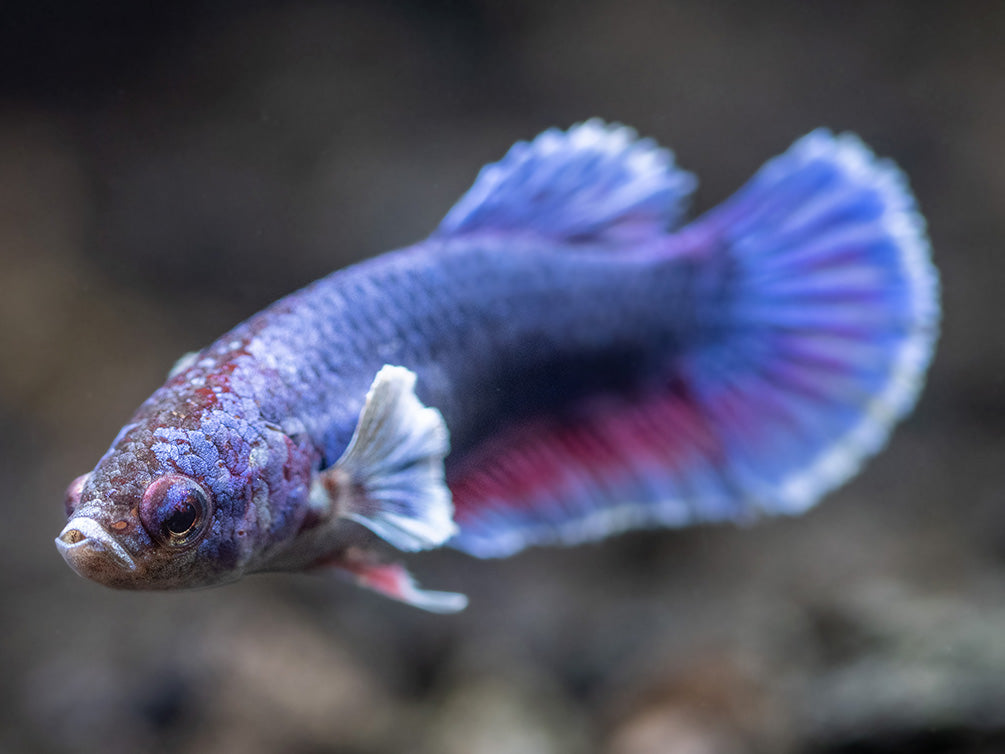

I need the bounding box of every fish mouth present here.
[56,517,137,573]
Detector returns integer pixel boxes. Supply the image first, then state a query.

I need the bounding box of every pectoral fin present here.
[312,365,457,552]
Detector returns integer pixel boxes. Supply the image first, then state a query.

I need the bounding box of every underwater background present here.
[2,2,1004,752]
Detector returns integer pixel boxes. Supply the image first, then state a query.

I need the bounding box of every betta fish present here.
[56,121,939,611]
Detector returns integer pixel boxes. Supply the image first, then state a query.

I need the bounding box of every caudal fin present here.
[679,129,939,514]
[448,127,938,557]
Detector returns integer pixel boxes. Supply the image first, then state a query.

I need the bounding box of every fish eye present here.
[64,473,90,518]
[140,475,213,548]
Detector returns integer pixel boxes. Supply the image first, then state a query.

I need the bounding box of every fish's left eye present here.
[140,475,213,548]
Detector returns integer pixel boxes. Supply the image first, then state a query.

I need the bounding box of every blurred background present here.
[2,2,1003,752]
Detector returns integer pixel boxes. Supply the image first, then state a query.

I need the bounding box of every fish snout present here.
[56,517,137,576]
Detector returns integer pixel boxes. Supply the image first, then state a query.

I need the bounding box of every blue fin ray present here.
[677,129,938,513]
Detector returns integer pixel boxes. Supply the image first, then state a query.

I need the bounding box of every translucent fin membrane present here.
[327,365,456,552]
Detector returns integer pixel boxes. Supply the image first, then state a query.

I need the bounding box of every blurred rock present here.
[184,597,393,754]
[797,583,1005,748]
[604,652,791,754]
[420,662,590,754]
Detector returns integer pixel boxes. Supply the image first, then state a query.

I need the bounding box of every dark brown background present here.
[3,2,1003,752]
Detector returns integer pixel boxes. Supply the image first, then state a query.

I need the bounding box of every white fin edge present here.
[765,131,939,513]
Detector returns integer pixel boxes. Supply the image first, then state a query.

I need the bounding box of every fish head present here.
[56,390,317,590]
[57,468,217,590]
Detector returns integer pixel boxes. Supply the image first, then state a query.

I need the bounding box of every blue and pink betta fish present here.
[56,121,939,611]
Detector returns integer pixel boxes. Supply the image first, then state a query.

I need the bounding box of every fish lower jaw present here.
[56,516,138,577]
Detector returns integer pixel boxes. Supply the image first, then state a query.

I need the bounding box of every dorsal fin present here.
[435,119,696,244]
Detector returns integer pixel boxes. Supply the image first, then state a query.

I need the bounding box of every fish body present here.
[57,122,939,611]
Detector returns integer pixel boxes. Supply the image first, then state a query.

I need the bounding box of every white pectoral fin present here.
[317,365,457,552]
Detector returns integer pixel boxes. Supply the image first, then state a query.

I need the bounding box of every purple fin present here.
[450,130,938,558]
[436,119,696,243]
